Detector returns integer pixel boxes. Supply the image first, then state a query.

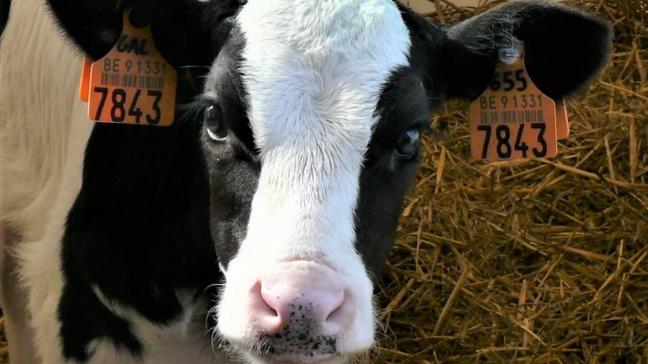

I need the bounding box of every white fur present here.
[216,0,411,356]
[0,0,90,362]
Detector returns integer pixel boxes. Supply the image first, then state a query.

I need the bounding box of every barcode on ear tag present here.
[86,9,177,126]
[468,51,558,161]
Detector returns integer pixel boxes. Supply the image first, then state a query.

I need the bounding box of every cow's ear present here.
[403,1,612,101]
[46,0,240,66]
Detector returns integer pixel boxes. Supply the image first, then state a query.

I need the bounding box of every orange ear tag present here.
[79,57,92,102]
[469,49,558,161]
[87,10,177,126]
[555,99,570,140]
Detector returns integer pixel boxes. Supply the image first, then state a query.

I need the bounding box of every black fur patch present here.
[356,67,429,279]
[0,0,10,37]
[48,0,242,360]
[58,121,221,361]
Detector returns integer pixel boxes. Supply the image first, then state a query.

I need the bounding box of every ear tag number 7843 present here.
[469,50,558,161]
[83,9,177,126]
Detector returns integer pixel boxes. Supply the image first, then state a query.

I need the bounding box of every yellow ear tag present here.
[86,10,177,126]
[555,99,570,140]
[469,48,558,161]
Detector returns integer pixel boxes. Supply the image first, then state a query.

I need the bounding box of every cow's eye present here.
[205,104,228,142]
[396,128,420,159]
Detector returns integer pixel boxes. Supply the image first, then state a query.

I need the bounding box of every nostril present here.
[324,290,345,321]
[325,302,344,323]
[261,296,279,317]
[319,289,351,336]
[259,284,281,316]
[250,281,285,334]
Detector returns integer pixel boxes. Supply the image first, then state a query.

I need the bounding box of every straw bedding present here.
[0,0,646,363]
[375,0,648,362]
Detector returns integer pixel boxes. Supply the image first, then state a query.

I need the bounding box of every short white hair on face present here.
[215,0,412,356]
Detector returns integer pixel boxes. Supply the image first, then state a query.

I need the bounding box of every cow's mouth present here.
[247,352,344,364]
[236,335,345,364]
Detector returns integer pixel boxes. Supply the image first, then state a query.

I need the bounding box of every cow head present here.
[49,0,610,363]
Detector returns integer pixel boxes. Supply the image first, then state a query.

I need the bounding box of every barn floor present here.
[1,0,647,363]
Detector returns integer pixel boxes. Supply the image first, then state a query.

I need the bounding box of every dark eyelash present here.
[177,98,211,125]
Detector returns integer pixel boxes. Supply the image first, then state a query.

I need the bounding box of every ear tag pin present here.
[81,9,177,126]
[468,47,559,161]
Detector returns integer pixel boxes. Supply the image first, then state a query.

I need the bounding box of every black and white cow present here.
[0,0,610,363]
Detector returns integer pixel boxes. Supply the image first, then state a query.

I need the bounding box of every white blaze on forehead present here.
[219,0,410,352]
[236,0,410,261]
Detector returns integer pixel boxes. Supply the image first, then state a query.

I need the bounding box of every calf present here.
[0,0,610,363]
